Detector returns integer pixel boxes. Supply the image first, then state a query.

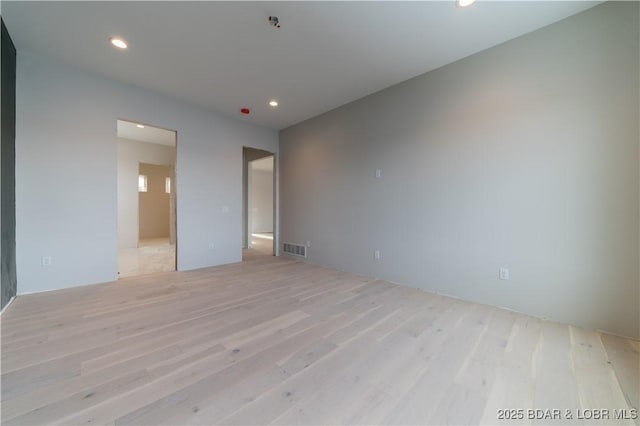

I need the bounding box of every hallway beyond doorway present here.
[243,232,273,261]
[118,238,176,278]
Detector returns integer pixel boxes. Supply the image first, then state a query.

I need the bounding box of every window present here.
[138,175,147,192]
[165,177,171,194]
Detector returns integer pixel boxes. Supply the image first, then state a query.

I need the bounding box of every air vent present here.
[283,242,306,257]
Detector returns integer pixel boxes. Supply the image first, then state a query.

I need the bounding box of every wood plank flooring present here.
[1,254,638,425]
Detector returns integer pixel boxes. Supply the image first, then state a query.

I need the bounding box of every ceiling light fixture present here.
[456,0,476,7]
[269,100,278,107]
[136,124,145,129]
[109,37,128,49]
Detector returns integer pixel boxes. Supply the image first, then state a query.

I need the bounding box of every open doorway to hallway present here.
[243,147,275,261]
[116,119,177,277]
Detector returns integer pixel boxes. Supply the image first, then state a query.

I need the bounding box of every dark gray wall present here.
[1,19,17,309]
[279,3,639,339]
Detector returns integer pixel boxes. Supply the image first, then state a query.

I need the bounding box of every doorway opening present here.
[116,119,177,277]
[243,147,275,261]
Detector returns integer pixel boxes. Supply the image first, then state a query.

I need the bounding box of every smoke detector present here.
[268,16,281,29]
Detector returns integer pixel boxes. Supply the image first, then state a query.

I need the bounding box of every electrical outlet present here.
[41,256,52,266]
[208,242,215,249]
[306,241,311,248]
[374,250,381,260]
[499,268,509,280]
[375,169,382,178]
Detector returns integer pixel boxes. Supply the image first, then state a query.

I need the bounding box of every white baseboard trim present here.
[1,296,16,315]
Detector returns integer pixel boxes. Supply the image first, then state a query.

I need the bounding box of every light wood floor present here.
[1,254,638,425]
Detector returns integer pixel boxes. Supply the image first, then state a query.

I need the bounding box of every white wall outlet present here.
[374,250,381,260]
[306,241,311,248]
[375,169,382,178]
[41,256,52,266]
[499,268,510,280]
[222,205,230,214]
[208,242,215,249]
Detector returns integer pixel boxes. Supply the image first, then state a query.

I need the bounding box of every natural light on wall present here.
[165,177,171,194]
[138,175,147,192]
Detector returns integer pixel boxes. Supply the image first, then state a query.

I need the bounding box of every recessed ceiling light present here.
[109,37,128,49]
[136,124,145,129]
[269,100,278,107]
[456,0,476,7]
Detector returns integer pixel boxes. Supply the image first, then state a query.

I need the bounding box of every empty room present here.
[0,1,638,425]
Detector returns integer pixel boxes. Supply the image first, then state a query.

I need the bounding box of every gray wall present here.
[279,2,639,339]
[15,52,278,294]
[117,138,175,248]
[251,165,274,233]
[1,19,17,309]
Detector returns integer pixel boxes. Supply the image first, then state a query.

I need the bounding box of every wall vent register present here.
[283,242,306,257]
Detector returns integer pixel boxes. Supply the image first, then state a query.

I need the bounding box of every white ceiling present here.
[117,119,177,147]
[3,1,599,130]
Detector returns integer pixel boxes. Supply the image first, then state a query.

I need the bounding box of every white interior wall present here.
[279,2,639,339]
[15,52,278,294]
[251,159,274,233]
[117,138,175,249]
